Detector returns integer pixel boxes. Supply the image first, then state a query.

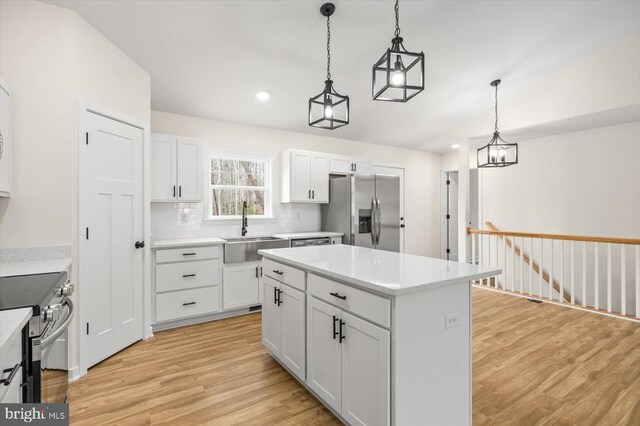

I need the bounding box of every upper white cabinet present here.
[329,154,373,176]
[281,149,329,203]
[151,133,201,202]
[0,79,12,197]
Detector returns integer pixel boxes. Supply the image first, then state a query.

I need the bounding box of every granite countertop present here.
[259,245,501,296]
[151,237,227,249]
[270,231,343,239]
[0,308,31,351]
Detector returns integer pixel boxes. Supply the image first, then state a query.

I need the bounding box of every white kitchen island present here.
[258,245,500,426]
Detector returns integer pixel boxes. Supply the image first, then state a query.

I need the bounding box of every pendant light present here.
[309,3,349,130]
[372,0,425,102]
[477,80,518,168]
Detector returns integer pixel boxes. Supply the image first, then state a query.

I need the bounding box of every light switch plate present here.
[445,312,459,329]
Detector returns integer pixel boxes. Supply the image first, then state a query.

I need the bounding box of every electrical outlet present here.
[445,312,459,329]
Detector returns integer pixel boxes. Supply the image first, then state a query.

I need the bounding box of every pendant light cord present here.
[394,0,401,37]
[326,13,331,80]
[494,83,499,133]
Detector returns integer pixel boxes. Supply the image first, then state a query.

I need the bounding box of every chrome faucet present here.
[241,200,248,236]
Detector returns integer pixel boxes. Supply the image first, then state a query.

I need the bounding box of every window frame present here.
[206,154,273,220]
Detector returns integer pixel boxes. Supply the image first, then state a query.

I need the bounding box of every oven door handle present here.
[41,299,74,349]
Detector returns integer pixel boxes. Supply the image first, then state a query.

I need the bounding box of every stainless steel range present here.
[0,271,74,403]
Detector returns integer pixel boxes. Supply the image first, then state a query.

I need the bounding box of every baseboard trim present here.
[152,306,262,332]
[68,365,82,382]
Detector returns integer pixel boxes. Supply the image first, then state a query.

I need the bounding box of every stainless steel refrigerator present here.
[321,174,401,252]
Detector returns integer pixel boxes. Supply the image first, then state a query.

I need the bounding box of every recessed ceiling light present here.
[451,144,460,149]
[255,90,270,101]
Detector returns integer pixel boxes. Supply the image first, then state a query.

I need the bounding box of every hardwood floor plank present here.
[69,290,639,425]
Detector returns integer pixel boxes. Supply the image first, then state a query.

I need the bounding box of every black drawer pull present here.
[182,274,196,278]
[272,270,284,275]
[182,301,196,306]
[332,315,339,340]
[330,292,347,300]
[182,253,196,256]
[0,363,20,387]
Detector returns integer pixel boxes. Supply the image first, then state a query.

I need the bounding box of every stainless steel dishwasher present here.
[290,237,332,247]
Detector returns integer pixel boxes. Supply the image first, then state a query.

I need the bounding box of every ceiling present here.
[48,0,640,152]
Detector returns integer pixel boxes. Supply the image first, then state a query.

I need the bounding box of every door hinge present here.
[86,323,89,335]
[85,227,89,240]
[446,248,451,254]
[446,180,450,185]
[85,132,89,145]
[446,214,451,219]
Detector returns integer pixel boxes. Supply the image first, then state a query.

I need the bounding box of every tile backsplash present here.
[150,202,320,242]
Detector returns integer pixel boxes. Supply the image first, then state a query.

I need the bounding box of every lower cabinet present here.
[262,276,305,380]
[307,296,390,426]
[222,262,261,310]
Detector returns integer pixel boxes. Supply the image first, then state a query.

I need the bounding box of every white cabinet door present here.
[0,83,11,196]
[331,236,342,245]
[223,263,260,310]
[290,151,311,202]
[310,153,330,203]
[279,284,306,381]
[262,277,281,355]
[177,137,200,201]
[341,312,390,426]
[330,156,353,174]
[0,366,22,403]
[151,134,177,201]
[354,161,373,176]
[307,296,342,413]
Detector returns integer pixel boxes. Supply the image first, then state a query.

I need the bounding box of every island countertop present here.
[258,245,500,296]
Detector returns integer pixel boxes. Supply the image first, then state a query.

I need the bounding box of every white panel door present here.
[310,153,330,202]
[176,137,200,201]
[341,312,390,426]
[290,151,311,202]
[306,296,342,413]
[151,134,176,200]
[279,284,305,381]
[262,277,281,355]
[82,111,143,368]
[0,84,11,196]
[222,263,260,310]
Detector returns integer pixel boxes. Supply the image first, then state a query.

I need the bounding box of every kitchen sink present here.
[223,236,289,263]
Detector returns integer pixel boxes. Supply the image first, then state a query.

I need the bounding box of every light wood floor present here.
[69,288,640,425]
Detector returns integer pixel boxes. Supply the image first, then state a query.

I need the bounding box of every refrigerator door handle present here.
[375,198,382,246]
[370,197,377,246]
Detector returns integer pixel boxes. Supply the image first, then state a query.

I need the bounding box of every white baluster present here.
[582,242,587,308]
[519,237,524,294]
[549,240,554,300]
[559,241,564,303]
[504,236,508,290]
[529,238,533,296]
[495,235,499,288]
[607,243,612,313]
[635,245,639,319]
[571,241,575,305]
[621,245,626,316]
[594,243,599,310]
[471,233,476,266]
[512,237,516,293]
[539,239,543,298]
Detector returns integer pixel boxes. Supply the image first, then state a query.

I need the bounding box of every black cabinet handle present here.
[173,185,176,197]
[400,224,405,228]
[255,266,259,278]
[330,292,347,301]
[182,253,196,256]
[312,190,315,199]
[273,286,278,304]
[182,274,196,278]
[277,288,283,306]
[272,270,284,275]
[332,315,339,340]
[339,320,346,343]
[179,186,182,197]
[182,301,196,306]
[0,364,20,386]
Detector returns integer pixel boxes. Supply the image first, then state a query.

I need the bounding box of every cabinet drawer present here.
[0,366,22,403]
[156,259,219,293]
[263,258,306,291]
[156,246,219,264]
[308,273,390,328]
[0,334,22,403]
[156,286,220,322]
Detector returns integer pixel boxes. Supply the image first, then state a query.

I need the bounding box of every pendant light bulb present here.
[390,56,405,86]
[324,95,334,118]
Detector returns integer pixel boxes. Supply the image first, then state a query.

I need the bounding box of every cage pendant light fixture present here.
[309,3,349,130]
[477,80,518,168]
[372,0,425,102]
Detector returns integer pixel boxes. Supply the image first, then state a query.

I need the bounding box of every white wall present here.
[0,0,151,373]
[151,111,442,257]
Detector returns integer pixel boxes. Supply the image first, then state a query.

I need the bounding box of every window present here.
[208,156,271,218]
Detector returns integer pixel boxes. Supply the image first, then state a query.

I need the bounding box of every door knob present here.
[135,241,145,249]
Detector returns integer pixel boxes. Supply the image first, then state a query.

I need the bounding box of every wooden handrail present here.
[468,224,640,246]
[482,222,570,302]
